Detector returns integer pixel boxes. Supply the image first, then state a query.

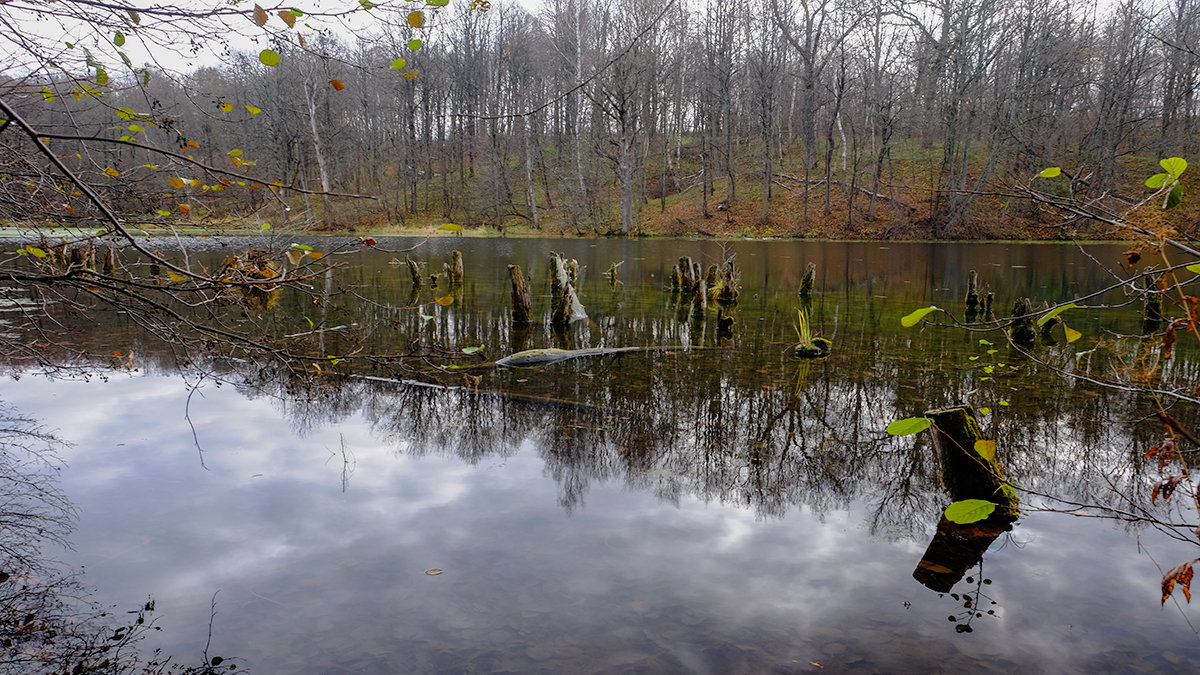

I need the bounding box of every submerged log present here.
[495,346,679,368]
[508,264,533,324]
[798,262,816,297]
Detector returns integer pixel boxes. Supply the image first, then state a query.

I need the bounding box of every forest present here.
[3,0,1199,239]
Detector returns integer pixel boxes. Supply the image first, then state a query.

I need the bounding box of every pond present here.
[3,237,1200,673]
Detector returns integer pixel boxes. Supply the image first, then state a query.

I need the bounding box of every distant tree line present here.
[3,0,1198,237]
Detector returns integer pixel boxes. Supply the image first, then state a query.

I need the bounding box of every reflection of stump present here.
[914,516,1012,592]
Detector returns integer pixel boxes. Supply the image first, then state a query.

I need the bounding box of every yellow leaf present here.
[973,440,997,463]
[166,270,187,282]
[306,251,325,260]
[1065,325,1082,343]
[403,70,420,80]
[189,178,202,188]
[168,176,185,189]
[330,79,345,91]
[439,222,462,232]
[102,167,120,177]
[220,102,233,112]
[253,4,268,26]
[186,140,199,149]
[278,10,296,27]
[434,296,454,306]
[286,250,305,266]
[177,204,191,213]
[407,10,426,27]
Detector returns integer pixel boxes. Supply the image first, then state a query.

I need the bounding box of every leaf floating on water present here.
[425,568,443,576]
[251,474,263,478]
[434,295,454,306]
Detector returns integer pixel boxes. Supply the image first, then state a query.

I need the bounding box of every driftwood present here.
[495,346,685,368]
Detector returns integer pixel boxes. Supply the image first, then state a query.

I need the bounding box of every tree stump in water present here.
[925,406,1018,510]
[444,250,464,283]
[965,269,980,313]
[509,264,533,324]
[1008,298,1036,348]
[798,262,816,297]
[405,257,423,289]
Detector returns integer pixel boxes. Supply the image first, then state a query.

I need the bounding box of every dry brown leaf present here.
[1163,559,1200,605]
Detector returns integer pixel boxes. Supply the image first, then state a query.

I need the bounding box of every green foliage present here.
[258,49,280,67]
[944,499,997,524]
[901,306,942,328]
[886,417,932,436]
[1036,303,1077,327]
[1146,157,1188,210]
[1036,167,1061,178]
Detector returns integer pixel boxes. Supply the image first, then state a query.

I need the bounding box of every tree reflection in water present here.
[0,401,233,674]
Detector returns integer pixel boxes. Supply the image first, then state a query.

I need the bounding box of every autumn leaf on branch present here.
[1163,559,1200,605]
[1152,475,1183,504]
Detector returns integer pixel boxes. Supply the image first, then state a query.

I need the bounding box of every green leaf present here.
[1161,157,1188,179]
[886,417,932,436]
[128,124,144,132]
[408,39,423,50]
[462,346,482,354]
[128,9,141,24]
[1166,184,1184,210]
[944,499,997,525]
[156,209,171,216]
[1186,263,1200,274]
[114,32,125,47]
[391,58,407,70]
[439,222,462,232]
[1036,166,1061,178]
[427,0,450,6]
[360,0,375,8]
[26,246,47,258]
[979,407,990,415]
[1036,303,1077,327]
[979,339,992,345]
[229,149,244,157]
[291,243,314,251]
[900,306,941,328]
[40,87,55,101]
[260,222,271,230]
[95,68,109,86]
[259,49,280,67]
[1146,172,1169,189]
[245,104,263,115]
[289,9,304,16]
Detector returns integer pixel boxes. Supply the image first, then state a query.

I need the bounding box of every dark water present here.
[3,238,1200,673]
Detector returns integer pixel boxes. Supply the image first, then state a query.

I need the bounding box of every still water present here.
[3,238,1200,673]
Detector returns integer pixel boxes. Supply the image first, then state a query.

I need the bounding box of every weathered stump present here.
[508,264,533,324]
[1008,298,1036,348]
[444,250,464,283]
[925,406,1018,509]
[798,262,816,297]
[965,269,980,313]
[405,257,423,289]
